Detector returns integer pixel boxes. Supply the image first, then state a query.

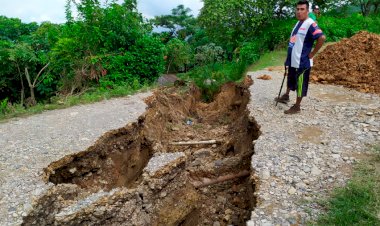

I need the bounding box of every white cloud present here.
[0,0,203,23]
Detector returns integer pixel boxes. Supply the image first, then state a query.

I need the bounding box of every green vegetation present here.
[248,50,288,71]
[312,145,380,226]
[1,0,379,118]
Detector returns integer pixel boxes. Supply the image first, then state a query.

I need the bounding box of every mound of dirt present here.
[257,75,272,80]
[311,31,380,94]
[23,77,261,226]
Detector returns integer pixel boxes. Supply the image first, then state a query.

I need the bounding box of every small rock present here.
[171,127,180,131]
[193,148,211,158]
[366,112,374,116]
[69,168,77,174]
[213,222,221,226]
[288,187,297,195]
[262,170,270,180]
[311,166,322,176]
[246,221,255,226]
[332,149,341,154]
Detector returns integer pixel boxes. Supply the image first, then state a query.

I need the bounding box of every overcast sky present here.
[0,0,203,24]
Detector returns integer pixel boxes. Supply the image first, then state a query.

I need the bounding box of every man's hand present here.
[309,35,326,59]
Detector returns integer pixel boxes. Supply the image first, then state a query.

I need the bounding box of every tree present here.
[152,5,197,41]
[0,16,38,42]
[199,0,278,54]
[350,0,380,15]
[165,39,192,73]
[8,42,50,106]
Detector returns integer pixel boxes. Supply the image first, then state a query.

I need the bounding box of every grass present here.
[311,144,380,226]
[0,83,155,122]
[248,49,287,71]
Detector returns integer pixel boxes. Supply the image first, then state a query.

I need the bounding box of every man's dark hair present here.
[297,0,309,9]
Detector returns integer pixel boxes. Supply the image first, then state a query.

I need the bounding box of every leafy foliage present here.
[165,38,192,73]
[152,5,197,41]
[195,43,225,66]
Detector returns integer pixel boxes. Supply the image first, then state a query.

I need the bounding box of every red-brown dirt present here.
[311,31,380,94]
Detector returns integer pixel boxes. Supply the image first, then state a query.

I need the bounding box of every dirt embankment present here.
[312,31,380,94]
[23,77,261,226]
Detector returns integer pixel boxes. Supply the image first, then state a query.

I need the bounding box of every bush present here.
[165,38,193,73]
[319,14,380,41]
[127,35,165,82]
[185,61,246,102]
[0,98,9,114]
[195,43,225,67]
[100,35,165,87]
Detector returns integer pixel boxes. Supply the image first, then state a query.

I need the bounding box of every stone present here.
[246,220,256,226]
[288,187,297,195]
[311,166,322,176]
[193,149,211,158]
[303,166,311,173]
[262,170,271,180]
[213,221,221,226]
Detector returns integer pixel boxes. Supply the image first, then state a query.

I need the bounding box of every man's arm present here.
[309,35,326,59]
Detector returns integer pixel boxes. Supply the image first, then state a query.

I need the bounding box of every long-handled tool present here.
[276,66,288,106]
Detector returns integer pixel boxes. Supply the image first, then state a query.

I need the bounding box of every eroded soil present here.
[22,77,261,226]
[312,31,380,94]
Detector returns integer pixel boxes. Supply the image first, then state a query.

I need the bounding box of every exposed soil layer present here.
[311,31,380,94]
[23,77,261,226]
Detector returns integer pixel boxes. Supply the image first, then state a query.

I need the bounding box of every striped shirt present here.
[285,18,323,69]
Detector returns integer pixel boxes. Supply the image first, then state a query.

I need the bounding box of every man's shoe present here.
[275,94,290,104]
[284,104,301,114]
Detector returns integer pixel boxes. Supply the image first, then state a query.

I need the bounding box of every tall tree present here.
[199,0,281,53]
[152,5,197,41]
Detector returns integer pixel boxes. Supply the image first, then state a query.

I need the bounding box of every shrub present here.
[165,38,193,73]
[195,43,225,67]
[127,35,165,82]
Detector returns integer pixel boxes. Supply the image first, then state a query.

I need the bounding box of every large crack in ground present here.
[23,76,261,226]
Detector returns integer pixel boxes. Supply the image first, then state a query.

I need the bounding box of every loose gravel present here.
[247,69,380,226]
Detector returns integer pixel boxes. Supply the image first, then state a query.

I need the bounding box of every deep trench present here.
[23,78,261,226]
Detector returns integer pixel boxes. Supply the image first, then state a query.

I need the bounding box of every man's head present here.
[312,5,320,15]
[296,0,309,21]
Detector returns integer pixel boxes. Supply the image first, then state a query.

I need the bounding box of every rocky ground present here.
[0,69,379,226]
[247,68,380,226]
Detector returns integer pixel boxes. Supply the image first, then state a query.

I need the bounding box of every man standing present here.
[276,0,326,114]
[309,4,320,21]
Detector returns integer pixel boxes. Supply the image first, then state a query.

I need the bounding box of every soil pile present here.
[23,77,261,226]
[311,31,380,94]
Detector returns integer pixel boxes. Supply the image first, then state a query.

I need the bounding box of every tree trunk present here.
[374,3,379,14]
[25,67,37,106]
[167,57,174,74]
[16,64,25,106]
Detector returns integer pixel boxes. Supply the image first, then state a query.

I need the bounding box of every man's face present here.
[296,4,309,21]
[313,8,320,14]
